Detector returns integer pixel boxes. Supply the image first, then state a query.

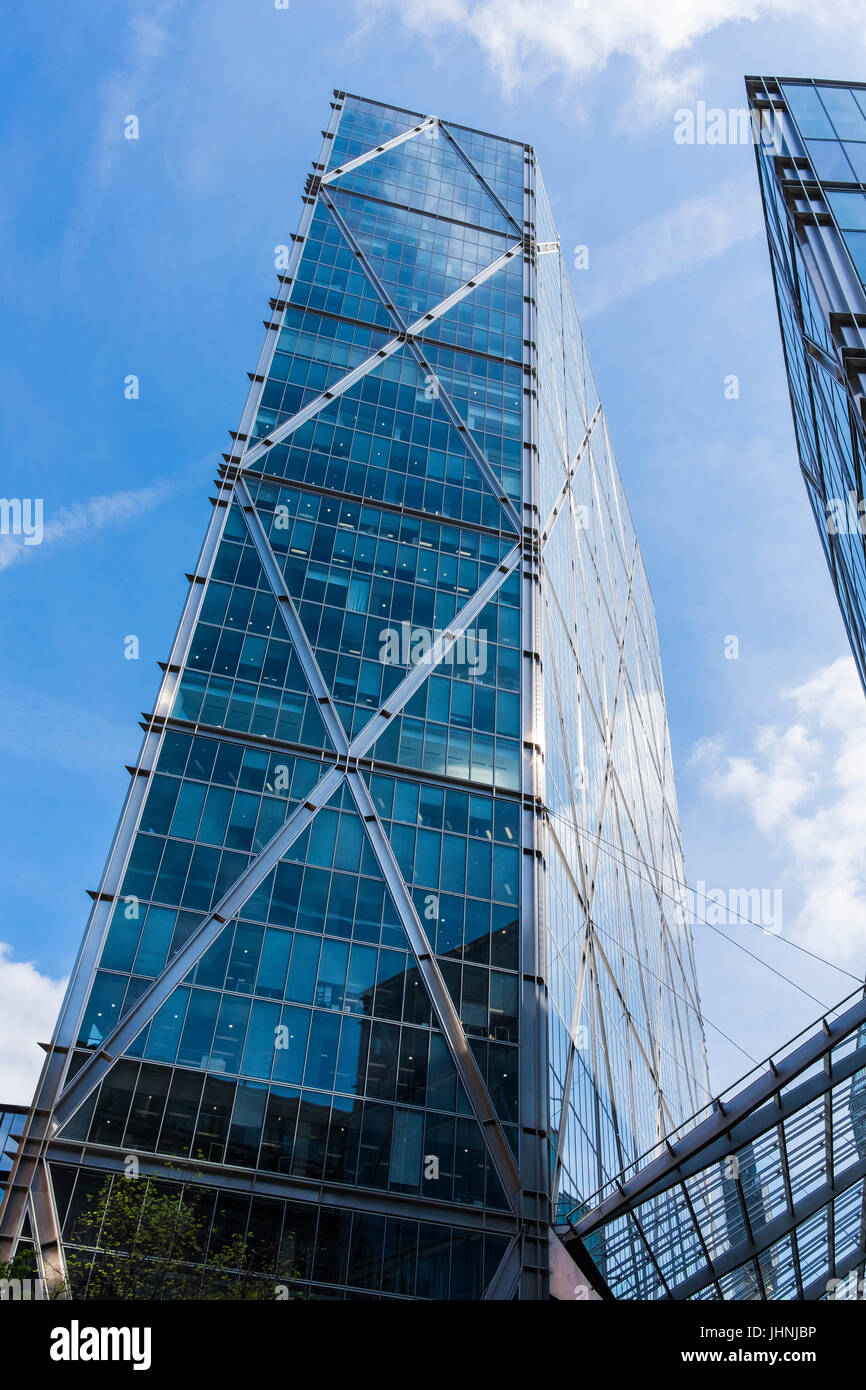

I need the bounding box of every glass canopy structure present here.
[748,77,866,693]
[0,92,708,1299]
[564,986,866,1301]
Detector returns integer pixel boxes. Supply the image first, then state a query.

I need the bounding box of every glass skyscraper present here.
[748,76,866,691]
[0,92,708,1300]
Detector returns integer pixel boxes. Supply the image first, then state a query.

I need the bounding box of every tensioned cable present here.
[558,920,712,1115]
[546,805,858,995]
[549,805,859,983]
[551,808,830,1010]
[581,813,861,983]
[583,907,758,1071]
[560,947,713,1152]
[544,817,762,1067]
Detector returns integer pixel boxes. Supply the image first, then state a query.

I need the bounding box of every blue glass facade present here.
[748,76,866,691]
[0,93,707,1299]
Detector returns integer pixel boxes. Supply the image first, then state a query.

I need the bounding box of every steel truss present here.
[564,988,866,1300]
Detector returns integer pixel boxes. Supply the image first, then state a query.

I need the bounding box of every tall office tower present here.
[748,76,866,692]
[0,93,708,1300]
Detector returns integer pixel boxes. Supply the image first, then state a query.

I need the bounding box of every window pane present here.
[784,83,834,138]
[818,86,866,140]
[828,190,866,230]
[806,139,855,182]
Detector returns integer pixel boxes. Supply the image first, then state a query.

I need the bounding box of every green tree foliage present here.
[57,1170,298,1301]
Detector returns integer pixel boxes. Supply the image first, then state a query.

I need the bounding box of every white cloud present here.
[354,0,865,123]
[576,174,762,317]
[0,944,66,1105]
[693,657,866,964]
[0,480,173,573]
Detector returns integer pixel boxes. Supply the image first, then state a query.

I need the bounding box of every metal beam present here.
[50,765,345,1132]
[29,1160,67,1296]
[482,1233,521,1299]
[236,476,349,754]
[348,543,521,761]
[238,209,521,499]
[238,237,523,476]
[238,477,522,767]
[345,770,522,1211]
[540,403,602,544]
[404,335,522,533]
[573,991,866,1238]
[321,185,522,535]
[517,138,551,1303]
[322,117,437,185]
[218,476,526,1212]
[437,121,523,236]
[805,1241,866,1301]
[320,187,407,332]
[670,1154,866,1301]
[238,330,408,474]
[43,1140,519,1238]
[405,243,521,339]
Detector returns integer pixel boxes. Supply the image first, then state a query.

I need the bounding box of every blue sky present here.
[2,0,866,1104]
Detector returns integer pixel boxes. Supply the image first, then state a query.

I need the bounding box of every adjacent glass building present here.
[0,92,708,1299]
[748,76,866,691]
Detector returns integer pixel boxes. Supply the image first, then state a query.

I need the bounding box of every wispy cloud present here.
[354,0,866,124]
[63,0,180,272]
[0,683,133,772]
[575,174,762,318]
[0,480,175,573]
[692,657,866,965]
[0,943,66,1104]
